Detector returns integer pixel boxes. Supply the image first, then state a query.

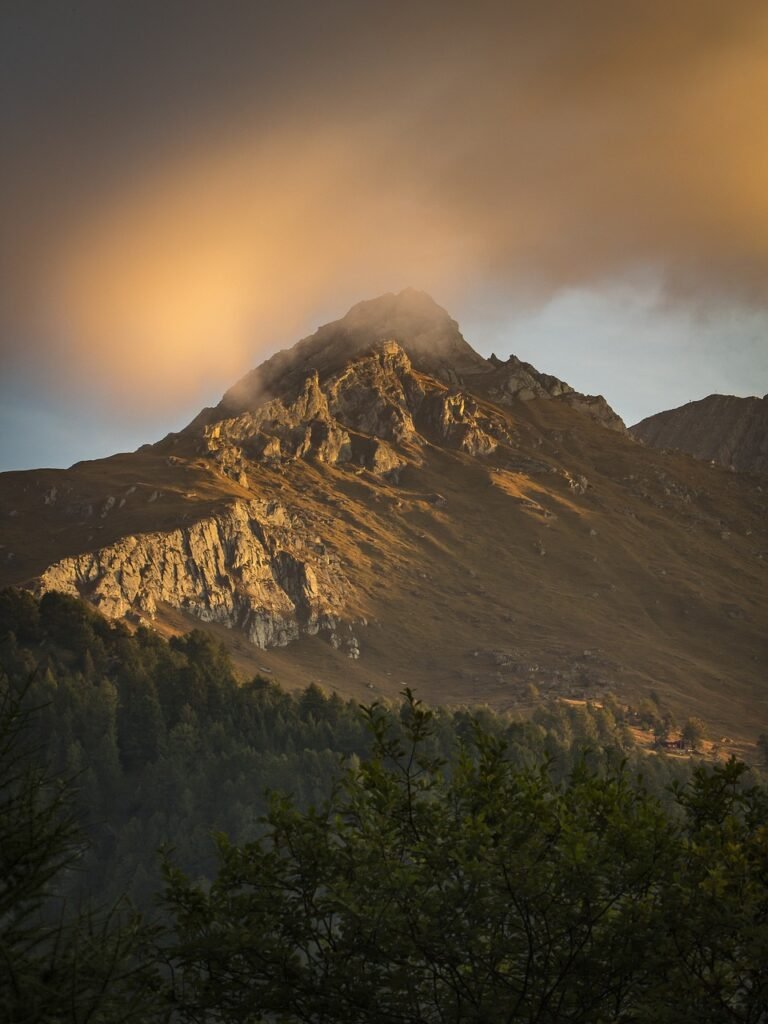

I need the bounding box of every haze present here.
[2,1,768,470]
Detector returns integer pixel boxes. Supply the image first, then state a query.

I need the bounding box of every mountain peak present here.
[215,289,487,419]
[339,288,453,335]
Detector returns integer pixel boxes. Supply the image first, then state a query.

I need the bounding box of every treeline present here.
[0,588,698,910]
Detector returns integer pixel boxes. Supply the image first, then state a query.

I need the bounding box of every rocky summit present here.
[632,393,768,475]
[1,290,766,742]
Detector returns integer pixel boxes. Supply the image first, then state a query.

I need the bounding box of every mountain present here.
[631,394,768,474]
[1,290,766,742]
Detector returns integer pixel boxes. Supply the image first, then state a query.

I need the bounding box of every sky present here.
[2,1,768,471]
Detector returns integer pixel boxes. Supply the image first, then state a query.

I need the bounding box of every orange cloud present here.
[3,1,768,410]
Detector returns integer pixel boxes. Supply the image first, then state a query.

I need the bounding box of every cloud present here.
[2,0,768,410]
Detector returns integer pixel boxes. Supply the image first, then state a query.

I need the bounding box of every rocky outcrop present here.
[487,353,625,431]
[198,341,508,482]
[560,393,625,432]
[201,344,420,482]
[631,394,768,473]
[203,373,353,472]
[419,390,504,455]
[327,341,423,442]
[36,499,358,653]
[488,352,575,402]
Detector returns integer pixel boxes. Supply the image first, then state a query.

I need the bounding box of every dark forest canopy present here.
[1,588,767,1022]
[164,692,768,1023]
[0,587,708,908]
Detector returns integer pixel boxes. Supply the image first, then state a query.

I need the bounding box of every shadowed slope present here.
[632,394,768,474]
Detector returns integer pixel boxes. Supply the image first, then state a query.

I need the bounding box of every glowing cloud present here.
[3,1,768,412]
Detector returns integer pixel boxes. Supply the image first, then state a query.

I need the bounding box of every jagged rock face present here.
[206,289,488,423]
[204,374,354,473]
[488,352,575,402]
[419,390,505,455]
[200,344,418,484]
[487,353,625,431]
[197,341,505,483]
[36,499,355,652]
[631,394,768,474]
[327,341,423,442]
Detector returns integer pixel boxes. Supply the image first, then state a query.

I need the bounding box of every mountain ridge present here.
[631,393,768,474]
[176,289,625,439]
